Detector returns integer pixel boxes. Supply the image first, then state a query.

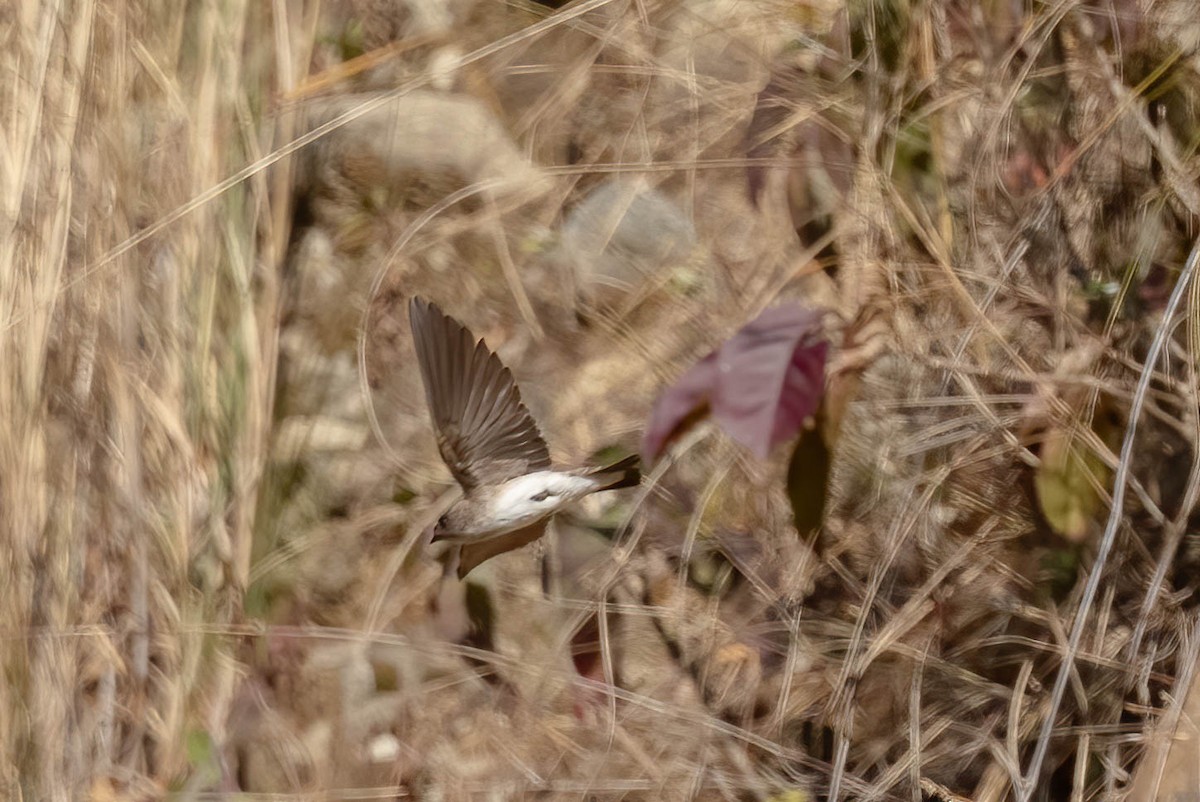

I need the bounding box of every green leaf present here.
[1038,546,1082,603]
[186,728,214,765]
[1035,426,1110,541]
[786,420,831,537]
[766,790,811,802]
[182,728,221,788]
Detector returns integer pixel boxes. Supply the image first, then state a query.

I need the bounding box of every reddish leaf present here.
[570,613,601,677]
[712,305,827,458]
[569,610,620,719]
[640,352,718,462]
[642,304,828,462]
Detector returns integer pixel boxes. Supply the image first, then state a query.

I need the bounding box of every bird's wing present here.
[455,520,548,579]
[409,297,551,492]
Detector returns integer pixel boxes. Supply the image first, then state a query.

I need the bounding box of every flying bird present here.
[409,297,640,578]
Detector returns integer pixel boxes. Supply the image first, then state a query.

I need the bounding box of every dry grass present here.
[3,0,1200,800]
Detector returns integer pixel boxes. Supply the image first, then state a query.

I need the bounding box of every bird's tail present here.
[588,454,641,492]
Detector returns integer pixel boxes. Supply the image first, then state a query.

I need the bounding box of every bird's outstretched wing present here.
[409,297,551,491]
[454,520,548,579]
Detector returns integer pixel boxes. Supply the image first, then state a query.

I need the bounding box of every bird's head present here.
[430,511,454,543]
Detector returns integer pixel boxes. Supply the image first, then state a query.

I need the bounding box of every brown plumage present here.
[409,297,640,578]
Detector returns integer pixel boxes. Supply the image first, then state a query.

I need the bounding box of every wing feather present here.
[409,298,551,491]
[455,520,548,579]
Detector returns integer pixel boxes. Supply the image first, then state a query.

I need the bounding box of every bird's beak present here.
[429,523,460,545]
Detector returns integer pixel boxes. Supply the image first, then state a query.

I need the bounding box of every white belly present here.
[486,471,597,531]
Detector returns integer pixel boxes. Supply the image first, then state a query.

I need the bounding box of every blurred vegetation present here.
[3,0,1200,800]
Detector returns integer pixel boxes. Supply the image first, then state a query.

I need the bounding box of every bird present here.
[408,296,640,579]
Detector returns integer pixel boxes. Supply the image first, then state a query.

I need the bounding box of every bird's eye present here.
[436,514,449,530]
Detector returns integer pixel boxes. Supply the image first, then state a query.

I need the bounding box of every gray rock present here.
[558,179,698,309]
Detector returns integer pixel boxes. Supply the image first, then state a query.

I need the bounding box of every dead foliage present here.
[3,0,1200,800]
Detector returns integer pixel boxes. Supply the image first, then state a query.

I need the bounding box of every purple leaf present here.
[642,304,828,462]
[712,305,827,459]
[641,352,718,463]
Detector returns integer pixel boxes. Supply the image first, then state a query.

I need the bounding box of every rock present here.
[556,179,698,311]
[306,91,549,199]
